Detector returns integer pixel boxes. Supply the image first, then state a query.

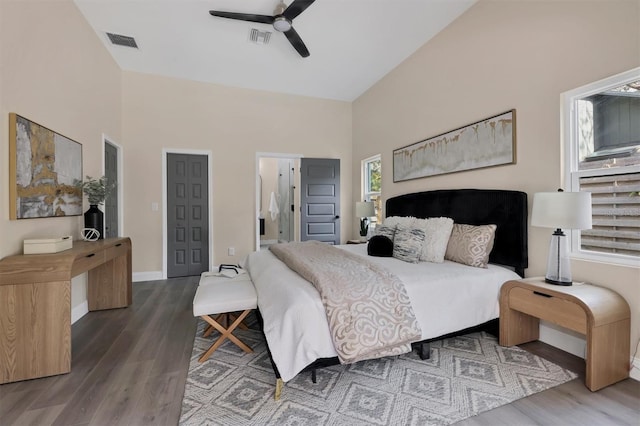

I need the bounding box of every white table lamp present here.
[531,190,592,286]
[355,201,375,241]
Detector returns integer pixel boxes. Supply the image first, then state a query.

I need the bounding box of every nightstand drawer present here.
[508,287,587,334]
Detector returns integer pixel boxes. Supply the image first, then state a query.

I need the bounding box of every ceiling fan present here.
[209,0,315,58]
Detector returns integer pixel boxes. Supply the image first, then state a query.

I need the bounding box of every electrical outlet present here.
[228,247,235,256]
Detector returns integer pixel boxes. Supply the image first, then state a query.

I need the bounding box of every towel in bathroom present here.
[269,192,280,221]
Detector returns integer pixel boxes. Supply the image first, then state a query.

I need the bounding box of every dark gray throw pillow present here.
[367,235,394,257]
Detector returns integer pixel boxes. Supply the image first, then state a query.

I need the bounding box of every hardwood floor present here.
[1,278,638,425]
[0,276,200,426]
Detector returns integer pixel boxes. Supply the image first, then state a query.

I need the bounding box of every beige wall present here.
[0,1,350,283]
[0,1,122,310]
[353,0,640,357]
[0,1,122,254]
[122,72,352,273]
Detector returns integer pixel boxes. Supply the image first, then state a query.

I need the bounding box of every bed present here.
[245,189,528,383]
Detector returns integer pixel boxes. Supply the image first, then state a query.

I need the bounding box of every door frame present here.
[162,148,214,279]
[255,152,303,251]
[102,134,123,237]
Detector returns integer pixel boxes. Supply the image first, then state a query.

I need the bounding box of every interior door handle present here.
[335,215,340,219]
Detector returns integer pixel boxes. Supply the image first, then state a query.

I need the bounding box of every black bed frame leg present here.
[418,342,431,360]
[255,309,285,400]
[311,369,317,384]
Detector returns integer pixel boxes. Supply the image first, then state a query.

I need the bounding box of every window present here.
[362,155,382,224]
[563,67,640,265]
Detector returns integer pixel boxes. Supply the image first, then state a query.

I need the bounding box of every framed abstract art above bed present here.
[393,110,516,182]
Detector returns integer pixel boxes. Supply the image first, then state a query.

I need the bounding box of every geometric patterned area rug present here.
[180,319,577,426]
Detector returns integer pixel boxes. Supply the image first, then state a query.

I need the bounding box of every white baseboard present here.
[540,323,640,383]
[71,301,89,325]
[539,322,586,359]
[631,357,640,381]
[133,271,163,282]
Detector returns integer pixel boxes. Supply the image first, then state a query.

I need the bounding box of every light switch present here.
[151,202,159,211]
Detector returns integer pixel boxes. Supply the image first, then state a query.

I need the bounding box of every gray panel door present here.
[167,153,209,278]
[300,158,340,245]
[104,142,118,238]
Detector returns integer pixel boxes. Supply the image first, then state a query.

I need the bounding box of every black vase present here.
[84,205,104,240]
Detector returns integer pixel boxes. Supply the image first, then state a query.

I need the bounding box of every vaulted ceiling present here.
[75,0,476,101]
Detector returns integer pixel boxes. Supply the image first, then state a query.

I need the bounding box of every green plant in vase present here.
[74,175,116,205]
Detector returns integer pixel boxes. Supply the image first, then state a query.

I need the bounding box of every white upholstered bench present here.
[193,273,257,362]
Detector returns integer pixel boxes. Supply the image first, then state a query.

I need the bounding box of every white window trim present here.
[562,66,640,267]
[361,154,381,201]
[362,154,382,229]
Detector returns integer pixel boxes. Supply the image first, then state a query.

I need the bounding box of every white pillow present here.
[413,217,454,263]
[383,216,416,228]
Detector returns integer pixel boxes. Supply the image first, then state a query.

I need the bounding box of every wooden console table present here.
[499,278,630,391]
[0,237,132,384]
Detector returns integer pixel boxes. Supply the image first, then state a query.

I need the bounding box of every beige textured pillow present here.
[413,217,454,263]
[445,224,497,268]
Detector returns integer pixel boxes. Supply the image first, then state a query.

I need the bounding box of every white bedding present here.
[244,244,521,382]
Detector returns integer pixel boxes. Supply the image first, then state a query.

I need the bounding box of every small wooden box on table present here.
[0,237,132,384]
[499,278,630,391]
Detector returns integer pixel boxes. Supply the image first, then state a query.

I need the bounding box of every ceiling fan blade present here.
[283,0,315,20]
[209,11,275,25]
[283,27,310,58]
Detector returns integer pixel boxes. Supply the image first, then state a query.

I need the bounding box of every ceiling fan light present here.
[273,17,291,32]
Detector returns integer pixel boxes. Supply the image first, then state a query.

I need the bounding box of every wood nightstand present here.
[499,278,630,391]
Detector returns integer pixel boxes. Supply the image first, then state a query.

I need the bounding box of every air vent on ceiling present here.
[249,28,271,45]
[106,32,138,48]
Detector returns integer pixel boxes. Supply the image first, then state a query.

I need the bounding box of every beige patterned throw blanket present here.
[269,240,422,364]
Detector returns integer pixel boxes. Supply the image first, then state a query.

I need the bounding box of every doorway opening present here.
[256,153,302,250]
[103,135,123,238]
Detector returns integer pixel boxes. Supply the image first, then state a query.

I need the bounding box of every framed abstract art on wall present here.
[393,110,516,182]
[9,113,83,219]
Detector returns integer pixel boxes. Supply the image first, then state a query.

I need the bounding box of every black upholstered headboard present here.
[386,189,528,276]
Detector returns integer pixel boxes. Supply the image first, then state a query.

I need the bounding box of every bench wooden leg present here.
[228,312,250,330]
[203,314,226,337]
[203,312,250,336]
[198,309,253,363]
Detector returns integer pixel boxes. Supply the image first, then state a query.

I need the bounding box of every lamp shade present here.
[355,201,375,218]
[531,191,592,230]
